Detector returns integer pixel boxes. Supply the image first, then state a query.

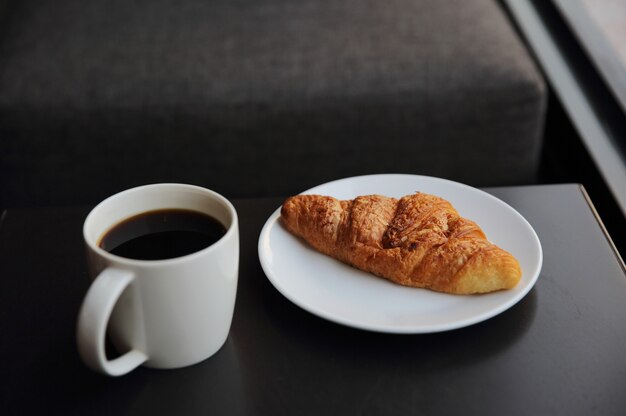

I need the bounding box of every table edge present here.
[578,184,626,271]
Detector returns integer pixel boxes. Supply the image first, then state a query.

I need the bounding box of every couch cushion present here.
[0,0,545,206]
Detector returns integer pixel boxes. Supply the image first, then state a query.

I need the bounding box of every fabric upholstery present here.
[0,0,546,207]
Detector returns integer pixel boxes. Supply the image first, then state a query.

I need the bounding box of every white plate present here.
[258,174,542,333]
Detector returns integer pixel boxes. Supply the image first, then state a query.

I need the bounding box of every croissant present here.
[281,192,521,295]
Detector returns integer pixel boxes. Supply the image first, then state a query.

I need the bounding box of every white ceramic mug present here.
[77,184,239,376]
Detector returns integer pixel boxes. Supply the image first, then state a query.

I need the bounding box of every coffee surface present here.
[98,209,226,260]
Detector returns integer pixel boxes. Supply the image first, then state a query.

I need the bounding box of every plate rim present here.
[258,174,543,333]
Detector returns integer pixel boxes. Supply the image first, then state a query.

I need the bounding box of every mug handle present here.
[76,268,148,376]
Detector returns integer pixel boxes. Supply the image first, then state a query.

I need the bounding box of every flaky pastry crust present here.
[281,193,521,295]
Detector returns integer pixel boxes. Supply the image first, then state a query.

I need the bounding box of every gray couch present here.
[0,0,546,208]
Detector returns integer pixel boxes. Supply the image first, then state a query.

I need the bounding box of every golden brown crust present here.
[281,193,521,295]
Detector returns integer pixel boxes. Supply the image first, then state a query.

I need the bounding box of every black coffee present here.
[98,209,226,260]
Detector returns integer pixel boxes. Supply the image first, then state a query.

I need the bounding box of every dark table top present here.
[1,184,625,415]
